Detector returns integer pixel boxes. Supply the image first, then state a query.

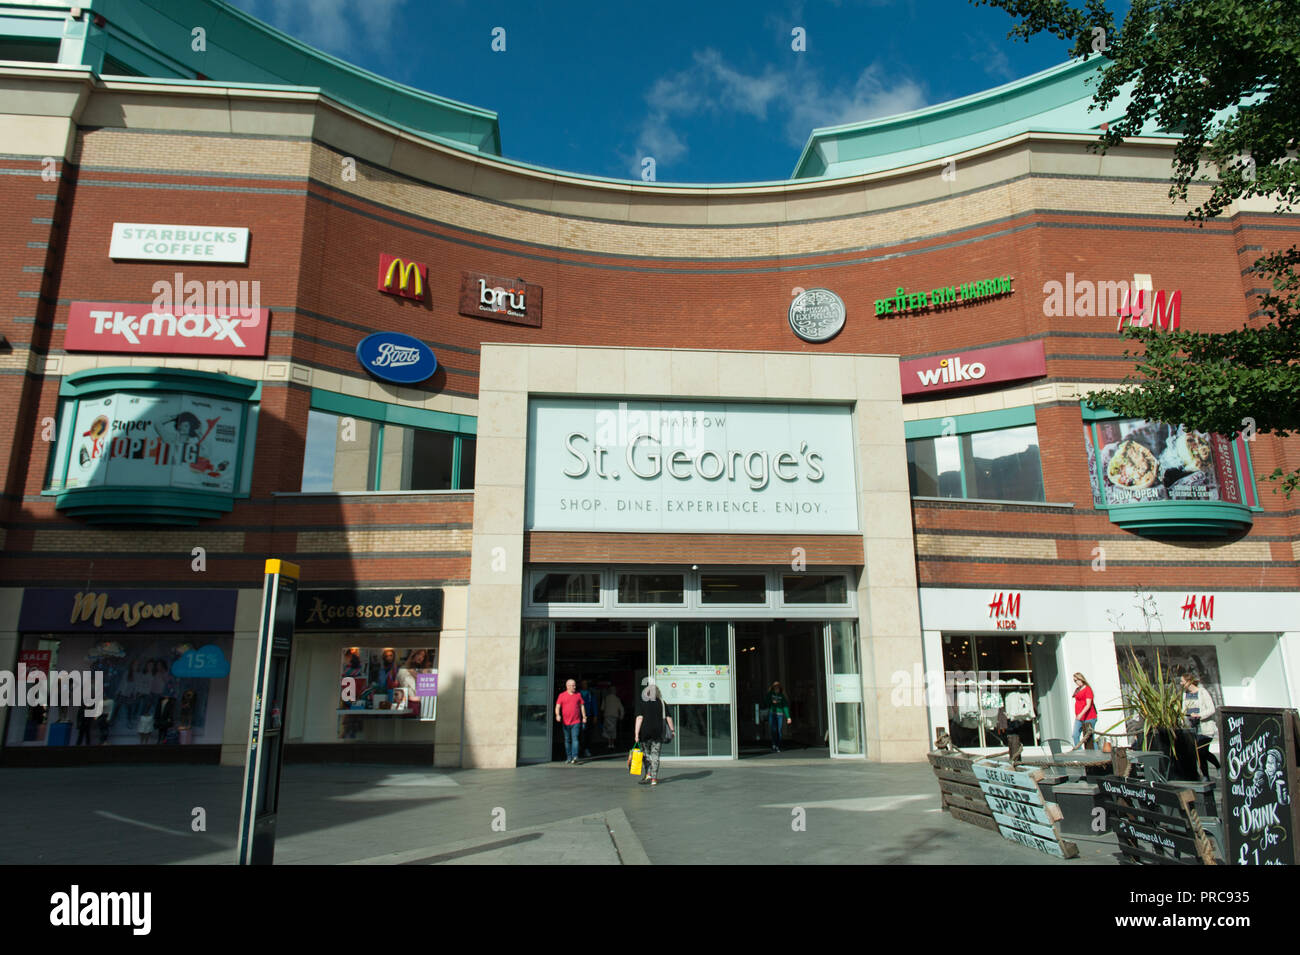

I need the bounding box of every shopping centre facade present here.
[1,0,1297,769]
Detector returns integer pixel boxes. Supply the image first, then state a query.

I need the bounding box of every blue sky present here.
[229,0,1081,184]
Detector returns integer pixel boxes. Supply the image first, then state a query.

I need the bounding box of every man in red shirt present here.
[555,678,587,764]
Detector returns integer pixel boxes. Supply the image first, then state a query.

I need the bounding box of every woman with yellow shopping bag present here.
[633,680,674,786]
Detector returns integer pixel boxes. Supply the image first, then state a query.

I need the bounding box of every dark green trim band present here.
[309,389,476,435]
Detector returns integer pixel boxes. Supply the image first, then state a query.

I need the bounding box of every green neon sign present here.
[876,275,1014,317]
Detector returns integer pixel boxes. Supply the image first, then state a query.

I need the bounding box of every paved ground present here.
[0,753,1122,865]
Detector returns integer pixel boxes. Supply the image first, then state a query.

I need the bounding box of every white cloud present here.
[233,0,406,57]
[633,51,928,175]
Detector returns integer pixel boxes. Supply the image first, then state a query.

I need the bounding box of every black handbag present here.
[660,699,673,743]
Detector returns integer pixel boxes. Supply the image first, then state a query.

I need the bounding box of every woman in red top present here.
[1072,672,1098,749]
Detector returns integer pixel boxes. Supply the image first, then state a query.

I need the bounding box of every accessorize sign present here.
[378,254,428,301]
[900,340,1046,396]
[356,331,438,384]
[1087,419,1247,506]
[65,391,244,493]
[66,302,270,356]
[17,589,238,632]
[295,589,445,631]
[459,271,543,327]
[526,399,859,532]
[110,223,249,263]
[877,276,1013,317]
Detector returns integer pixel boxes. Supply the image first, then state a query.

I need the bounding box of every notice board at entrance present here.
[1219,706,1300,865]
[656,665,731,705]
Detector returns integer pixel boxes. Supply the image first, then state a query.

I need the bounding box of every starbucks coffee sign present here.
[526,399,859,532]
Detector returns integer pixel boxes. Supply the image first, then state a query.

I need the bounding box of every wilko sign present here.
[66,303,270,357]
[1182,594,1215,631]
[355,331,437,384]
[900,341,1046,396]
[987,592,1021,629]
[459,271,542,327]
[378,254,428,302]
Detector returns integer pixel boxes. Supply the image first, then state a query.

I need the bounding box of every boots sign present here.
[900,341,1045,396]
[459,271,543,327]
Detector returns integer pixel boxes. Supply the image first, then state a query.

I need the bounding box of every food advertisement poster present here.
[1090,418,1244,506]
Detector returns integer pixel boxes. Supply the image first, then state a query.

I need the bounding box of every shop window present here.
[942,633,1042,749]
[5,634,234,748]
[44,367,260,524]
[1081,406,1256,536]
[906,419,1045,503]
[617,574,684,605]
[300,403,475,493]
[782,574,849,604]
[531,573,601,604]
[700,574,766,604]
[337,646,437,738]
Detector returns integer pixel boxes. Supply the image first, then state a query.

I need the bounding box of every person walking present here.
[1181,673,1221,779]
[555,678,587,764]
[1071,672,1097,749]
[765,680,792,752]
[602,686,625,751]
[634,681,674,785]
[579,679,596,757]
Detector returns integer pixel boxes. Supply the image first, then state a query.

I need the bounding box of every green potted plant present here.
[1102,646,1200,781]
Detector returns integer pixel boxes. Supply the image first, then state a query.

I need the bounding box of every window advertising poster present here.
[1090,419,1244,505]
[65,391,242,493]
[5,635,232,747]
[338,647,437,738]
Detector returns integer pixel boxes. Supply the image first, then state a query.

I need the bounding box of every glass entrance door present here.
[650,621,735,757]
[825,620,865,756]
[517,620,553,763]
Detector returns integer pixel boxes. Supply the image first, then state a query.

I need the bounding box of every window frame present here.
[302,390,477,493]
[904,407,1045,504]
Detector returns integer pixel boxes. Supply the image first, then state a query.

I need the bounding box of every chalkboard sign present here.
[1219,707,1300,866]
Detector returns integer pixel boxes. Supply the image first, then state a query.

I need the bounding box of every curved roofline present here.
[790,55,1162,180]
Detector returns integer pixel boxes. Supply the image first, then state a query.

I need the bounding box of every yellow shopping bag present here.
[628,745,643,776]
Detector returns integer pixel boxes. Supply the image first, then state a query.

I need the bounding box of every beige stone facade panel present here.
[914,534,1058,560]
[77,129,312,178]
[1097,538,1273,563]
[295,528,471,552]
[32,529,244,552]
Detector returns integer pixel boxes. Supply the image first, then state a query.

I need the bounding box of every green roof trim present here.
[11,0,501,155]
[792,58,1168,181]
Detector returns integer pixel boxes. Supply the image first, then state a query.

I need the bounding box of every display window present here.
[336,645,437,740]
[1113,633,1286,712]
[940,633,1046,749]
[5,633,232,747]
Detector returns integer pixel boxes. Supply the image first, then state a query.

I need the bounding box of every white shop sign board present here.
[110,222,250,263]
[526,399,859,532]
[920,588,1300,633]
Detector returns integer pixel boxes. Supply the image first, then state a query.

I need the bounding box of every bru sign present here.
[459,271,542,327]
